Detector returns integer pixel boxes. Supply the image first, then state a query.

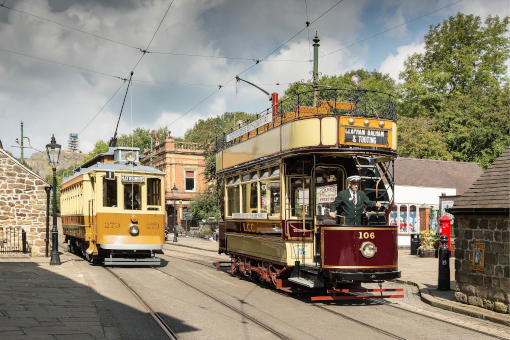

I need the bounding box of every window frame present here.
[184,169,196,192]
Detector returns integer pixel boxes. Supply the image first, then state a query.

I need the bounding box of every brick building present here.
[141,134,206,227]
[450,147,510,314]
[0,147,48,256]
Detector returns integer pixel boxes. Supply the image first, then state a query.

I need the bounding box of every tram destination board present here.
[342,127,389,147]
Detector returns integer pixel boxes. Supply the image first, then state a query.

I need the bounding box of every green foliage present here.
[189,185,220,221]
[184,112,256,181]
[418,231,439,250]
[398,13,510,168]
[83,140,109,163]
[117,126,171,152]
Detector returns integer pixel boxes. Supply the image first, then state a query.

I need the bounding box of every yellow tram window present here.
[147,178,161,206]
[103,176,117,207]
[242,182,258,213]
[289,177,311,218]
[124,184,141,210]
[260,181,280,216]
[227,185,240,216]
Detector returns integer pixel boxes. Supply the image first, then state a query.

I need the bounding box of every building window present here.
[185,170,195,192]
[103,177,117,207]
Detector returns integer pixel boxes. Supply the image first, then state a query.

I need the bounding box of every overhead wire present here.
[320,0,465,58]
[0,45,127,80]
[0,2,142,51]
[166,0,346,126]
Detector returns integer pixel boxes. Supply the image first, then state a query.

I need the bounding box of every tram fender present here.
[85,242,98,255]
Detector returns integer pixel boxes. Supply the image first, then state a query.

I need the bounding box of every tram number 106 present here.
[359,232,375,240]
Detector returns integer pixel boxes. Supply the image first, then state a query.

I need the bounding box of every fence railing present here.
[0,227,27,254]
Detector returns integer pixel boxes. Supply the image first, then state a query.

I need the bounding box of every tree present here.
[117,126,171,152]
[184,112,256,181]
[398,13,510,167]
[189,184,220,221]
[397,117,452,160]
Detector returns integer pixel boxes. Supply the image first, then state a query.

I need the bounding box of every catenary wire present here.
[320,0,465,58]
[0,46,126,80]
[167,0,347,125]
[0,3,142,51]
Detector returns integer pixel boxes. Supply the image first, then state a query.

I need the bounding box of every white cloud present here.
[379,42,425,82]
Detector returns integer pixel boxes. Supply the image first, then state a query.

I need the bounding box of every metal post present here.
[44,186,51,257]
[312,33,320,107]
[437,235,450,290]
[50,167,61,265]
[20,121,24,163]
[150,134,153,167]
[173,197,178,242]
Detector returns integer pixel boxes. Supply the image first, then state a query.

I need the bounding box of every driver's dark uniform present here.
[330,189,377,225]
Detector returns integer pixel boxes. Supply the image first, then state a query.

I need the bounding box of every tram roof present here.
[62,162,164,184]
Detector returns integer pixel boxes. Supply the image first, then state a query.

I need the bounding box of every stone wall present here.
[454,214,510,314]
[0,151,48,256]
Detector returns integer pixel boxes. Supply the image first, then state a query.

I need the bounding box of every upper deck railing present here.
[216,87,397,151]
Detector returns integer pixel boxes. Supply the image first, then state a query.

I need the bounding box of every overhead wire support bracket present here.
[109,71,134,147]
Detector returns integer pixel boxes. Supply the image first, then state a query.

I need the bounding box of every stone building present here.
[0,148,48,256]
[450,147,510,314]
[141,133,206,227]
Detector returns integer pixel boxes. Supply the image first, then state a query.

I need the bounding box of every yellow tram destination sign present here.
[121,175,145,183]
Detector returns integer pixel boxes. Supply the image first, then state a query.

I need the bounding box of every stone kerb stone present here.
[455,214,510,314]
[0,151,48,256]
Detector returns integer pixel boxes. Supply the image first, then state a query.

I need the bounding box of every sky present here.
[0,0,508,158]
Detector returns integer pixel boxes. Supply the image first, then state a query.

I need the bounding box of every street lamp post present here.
[171,184,178,243]
[44,186,51,257]
[46,134,61,265]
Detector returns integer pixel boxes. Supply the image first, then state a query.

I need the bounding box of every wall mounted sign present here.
[472,242,485,271]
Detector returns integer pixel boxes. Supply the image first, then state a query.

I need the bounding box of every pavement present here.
[0,237,508,339]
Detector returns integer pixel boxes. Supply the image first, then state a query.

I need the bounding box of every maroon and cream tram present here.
[215,85,403,300]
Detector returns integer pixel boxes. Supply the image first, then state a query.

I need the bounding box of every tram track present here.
[153,265,290,339]
[162,250,510,339]
[104,267,178,340]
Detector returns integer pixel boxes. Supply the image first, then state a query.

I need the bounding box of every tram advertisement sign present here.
[343,128,388,146]
[317,185,337,203]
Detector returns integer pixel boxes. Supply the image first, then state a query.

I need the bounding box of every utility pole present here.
[312,33,320,107]
[14,121,31,163]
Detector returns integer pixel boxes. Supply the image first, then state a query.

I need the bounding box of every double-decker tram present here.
[216,85,403,300]
[60,147,165,266]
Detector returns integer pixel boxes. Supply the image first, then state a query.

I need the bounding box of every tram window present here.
[124,184,141,210]
[227,185,240,216]
[260,169,270,179]
[227,177,234,185]
[289,178,310,218]
[314,167,343,216]
[261,181,280,216]
[103,177,117,207]
[242,173,251,181]
[147,178,161,206]
[242,182,258,213]
[270,167,280,177]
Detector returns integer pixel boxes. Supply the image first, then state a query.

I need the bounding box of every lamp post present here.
[171,184,178,242]
[46,134,61,265]
[44,186,51,257]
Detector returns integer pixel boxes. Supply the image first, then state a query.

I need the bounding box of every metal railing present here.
[216,87,397,151]
[0,227,27,254]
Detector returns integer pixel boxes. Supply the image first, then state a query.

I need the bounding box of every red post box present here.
[438,215,452,251]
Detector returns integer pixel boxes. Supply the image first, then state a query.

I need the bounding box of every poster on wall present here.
[473,243,485,271]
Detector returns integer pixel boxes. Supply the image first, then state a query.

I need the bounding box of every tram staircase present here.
[355,156,393,225]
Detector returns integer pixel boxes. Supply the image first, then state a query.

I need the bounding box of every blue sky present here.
[0,0,508,158]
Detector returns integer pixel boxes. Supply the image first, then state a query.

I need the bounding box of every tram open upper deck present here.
[215,87,401,293]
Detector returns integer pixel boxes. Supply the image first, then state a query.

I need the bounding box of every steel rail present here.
[313,305,407,340]
[154,266,290,340]
[105,268,178,340]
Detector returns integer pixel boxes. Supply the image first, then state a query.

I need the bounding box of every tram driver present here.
[328,175,381,225]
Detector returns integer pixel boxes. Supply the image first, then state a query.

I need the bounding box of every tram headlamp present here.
[129,224,139,236]
[359,241,377,258]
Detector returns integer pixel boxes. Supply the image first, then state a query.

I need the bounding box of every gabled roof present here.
[452,147,510,210]
[0,148,46,181]
[395,157,482,195]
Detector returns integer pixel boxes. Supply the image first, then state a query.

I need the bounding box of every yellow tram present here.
[216,86,402,299]
[60,147,165,265]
